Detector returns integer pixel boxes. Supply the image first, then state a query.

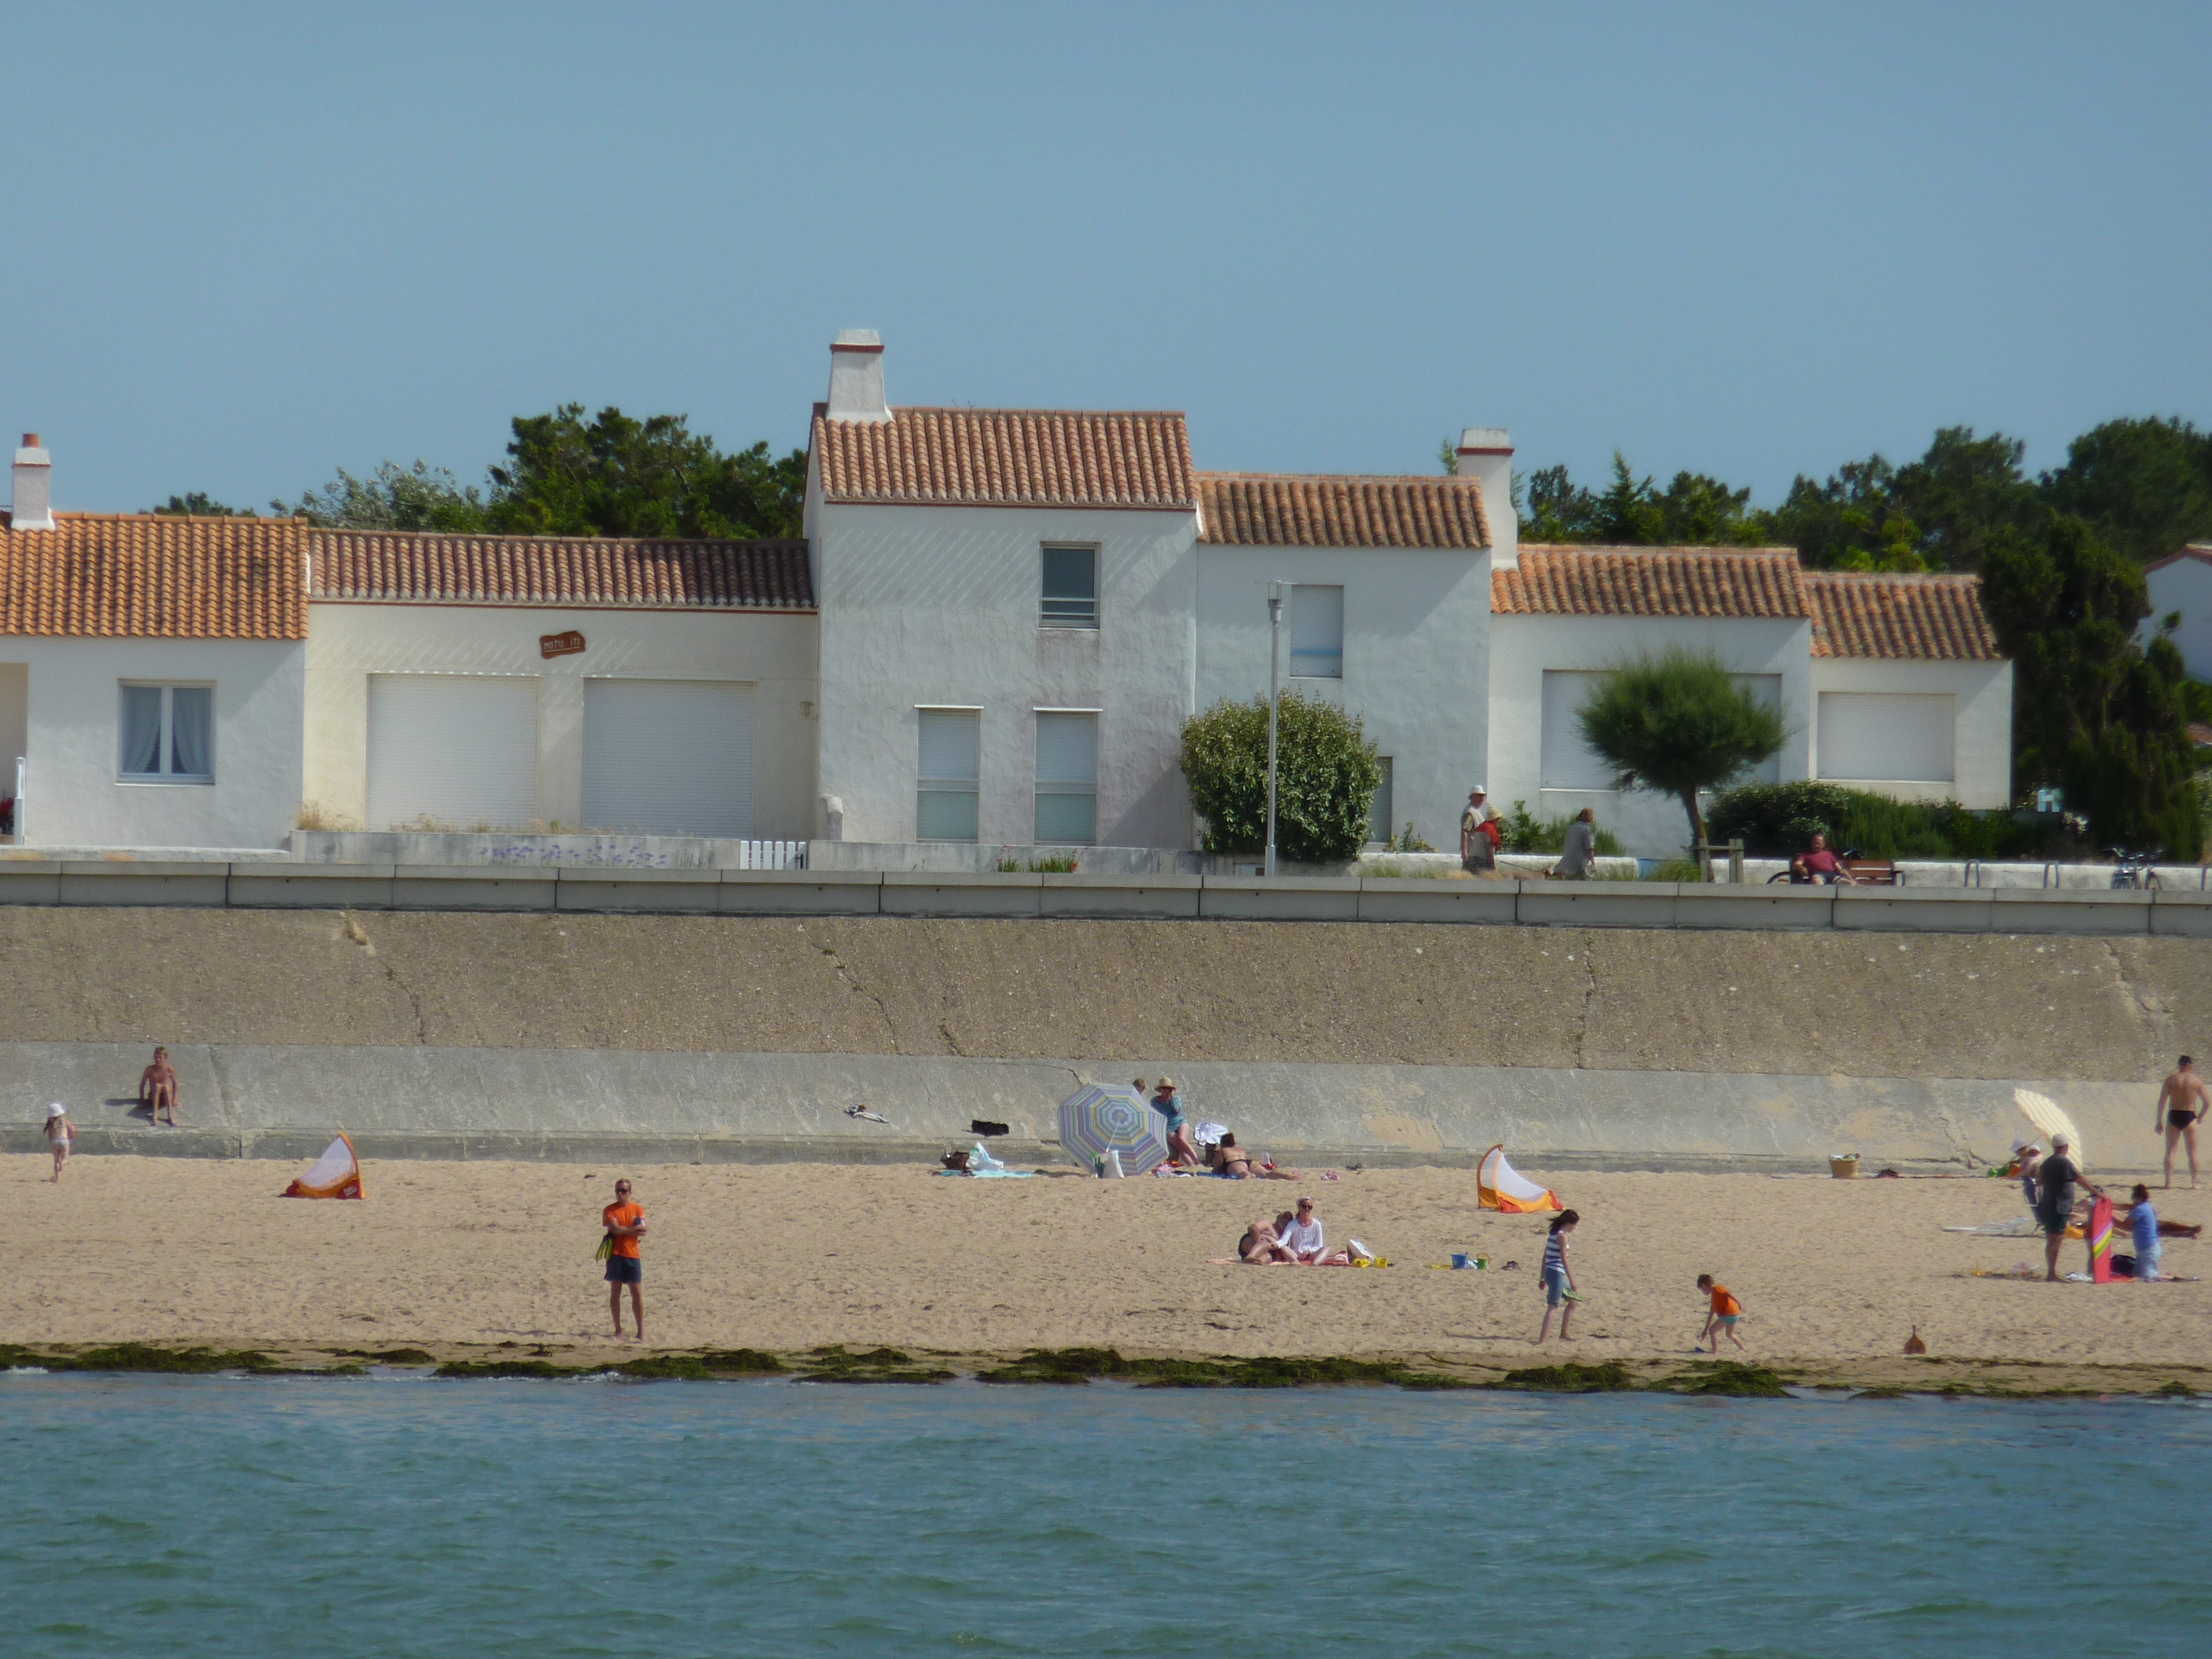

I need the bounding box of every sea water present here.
[1,1373,2205,1658]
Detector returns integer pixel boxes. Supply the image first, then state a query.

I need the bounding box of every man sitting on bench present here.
[1791,833,1858,885]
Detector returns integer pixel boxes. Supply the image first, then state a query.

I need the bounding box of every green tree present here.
[1889,426,2039,571]
[1765,457,1925,571]
[2040,415,2212,565]
[486,404,806,539]
[1514,452,1765,546]
[1577,650,1787,855]
[149,492,254,518]
[1979,512,2202,856]
[278,461,489,531]
[1179,689,1383,864]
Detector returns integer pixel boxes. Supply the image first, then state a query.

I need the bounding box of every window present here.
[1041,545,1098,629]
[120,684,213,782]
[1819,692,1954,782]
[1289,585,1344,678]
[1368,756,1394,845]
[917,709,981,840]
[1034,712,1098,844]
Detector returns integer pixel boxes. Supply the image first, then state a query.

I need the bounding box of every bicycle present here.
[1768,846,1864,885]
[2107,846,2162,890]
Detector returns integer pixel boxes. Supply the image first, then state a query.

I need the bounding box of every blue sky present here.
[4,1,2207,514]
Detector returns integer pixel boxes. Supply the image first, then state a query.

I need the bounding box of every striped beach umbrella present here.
[1057,1084,1170,1175]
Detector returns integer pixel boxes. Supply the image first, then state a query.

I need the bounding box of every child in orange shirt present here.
[1696,1273,1747,1353]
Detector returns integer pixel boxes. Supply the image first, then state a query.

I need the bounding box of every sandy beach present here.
[5,1152,2207,1390]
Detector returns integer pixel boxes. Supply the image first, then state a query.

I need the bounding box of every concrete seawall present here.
[0,1042,2163,1173]
[0,906,2198,1172]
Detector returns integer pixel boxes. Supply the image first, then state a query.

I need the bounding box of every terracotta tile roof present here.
[1805,571,2002,660]
[309,530,814,610]
[2144,541,2212,574]
[814,407,1195,509]
[1195,472,1489,549]
[0,512,307,639]
[1492,545,1809,619]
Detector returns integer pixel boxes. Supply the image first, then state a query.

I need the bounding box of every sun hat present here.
[1156,1077,1175,1090]
[46,1102,65,1118]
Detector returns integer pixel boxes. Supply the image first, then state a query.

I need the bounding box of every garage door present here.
[1818,692,1954,782]
[583,679,752,837]
[367,675,540,829]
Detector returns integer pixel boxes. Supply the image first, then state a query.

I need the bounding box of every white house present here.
[806,331,1497,851]
[2143,543,2212,680]
[303,529,817,837]
[1489,529,2012,856]
[0,437,307,848]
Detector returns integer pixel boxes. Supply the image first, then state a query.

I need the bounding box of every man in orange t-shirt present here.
[1696,1273,1747,1353]
[602,1179,649,1341]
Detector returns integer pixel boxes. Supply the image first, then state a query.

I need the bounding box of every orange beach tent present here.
[283,1132,364,1199]
[1477,1144,1561,1213]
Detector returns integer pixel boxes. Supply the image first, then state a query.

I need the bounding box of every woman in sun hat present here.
[45,1102,75,1182]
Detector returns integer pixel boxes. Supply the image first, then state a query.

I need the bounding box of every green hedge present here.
[1706,782,2051,860]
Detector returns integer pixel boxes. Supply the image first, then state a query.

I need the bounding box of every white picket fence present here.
[733,839,808,870]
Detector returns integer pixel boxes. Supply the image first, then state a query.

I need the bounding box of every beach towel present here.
[2087,1196,2117,1282]
[282,1132,363,1199]
[1477,1144,1561,1213]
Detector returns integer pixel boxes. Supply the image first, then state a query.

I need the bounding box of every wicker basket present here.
[1829,1153,1861,1179]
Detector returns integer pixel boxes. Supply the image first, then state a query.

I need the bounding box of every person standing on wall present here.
[601,1179,649,1341]
[2156,1056,2205,1190]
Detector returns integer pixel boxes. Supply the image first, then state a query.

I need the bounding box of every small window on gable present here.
[119,684,214,783]
[1290,585,1343,678]
[1041,546,1098,629]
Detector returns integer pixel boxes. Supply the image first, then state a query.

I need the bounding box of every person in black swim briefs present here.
[2156,1056,2207,1191]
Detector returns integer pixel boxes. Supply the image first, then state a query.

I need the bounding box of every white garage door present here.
[583,679,752,837]
[1818,692,1954,782]
[367,675,540,829]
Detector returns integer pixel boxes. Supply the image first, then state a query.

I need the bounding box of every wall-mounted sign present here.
[540,630,586,659]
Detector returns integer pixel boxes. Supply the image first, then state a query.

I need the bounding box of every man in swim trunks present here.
[602,1178,648,1341]
[138,1046,182,1127]
[2155,1055,2205,1190]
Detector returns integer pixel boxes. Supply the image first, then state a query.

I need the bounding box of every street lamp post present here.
[1265,582,1285,878]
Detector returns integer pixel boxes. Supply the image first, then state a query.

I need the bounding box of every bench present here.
[1842,858,1899,886]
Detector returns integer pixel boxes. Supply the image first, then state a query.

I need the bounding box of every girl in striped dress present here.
[1537,1210,1581,1342]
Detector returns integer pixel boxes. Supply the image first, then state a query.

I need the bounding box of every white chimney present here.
[10,433,53,530]
[1456,426,1515,569]
[825,329,891,423]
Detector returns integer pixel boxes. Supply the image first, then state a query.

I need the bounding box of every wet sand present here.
[7,1153,2208,1392]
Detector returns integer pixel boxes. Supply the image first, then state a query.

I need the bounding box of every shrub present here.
[1578,651,1786,852]
[1497,800,1624,856]
[1179,690,1384,865]
[1707,781,2053,860]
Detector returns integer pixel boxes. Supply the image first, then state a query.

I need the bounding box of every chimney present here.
[825,329,891,423]
[1456,427,1515,569]
[10,433,53,531]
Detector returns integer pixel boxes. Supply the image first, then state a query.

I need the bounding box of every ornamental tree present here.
[1179,690,1383,865]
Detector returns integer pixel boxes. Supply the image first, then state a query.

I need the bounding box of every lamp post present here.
[1265,582,1285,877]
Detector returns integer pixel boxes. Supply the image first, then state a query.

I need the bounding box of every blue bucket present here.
[1450,1252,1472,1269]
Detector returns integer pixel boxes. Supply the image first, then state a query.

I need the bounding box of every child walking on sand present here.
[1537,1210,1580,1342]
[1697,1274,1746,1352]
[45,1103,74,1182]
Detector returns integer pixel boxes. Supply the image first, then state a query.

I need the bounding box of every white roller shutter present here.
[367,675,540,829]
[583,680,752,837]
[1818,692,1954,782]
[1541,671,1612,788]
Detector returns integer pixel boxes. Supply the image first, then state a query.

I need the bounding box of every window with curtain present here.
[1034,712,1098,845]
[1289,585,1344,678]
[917,708,981,841]
[119,684,215,782]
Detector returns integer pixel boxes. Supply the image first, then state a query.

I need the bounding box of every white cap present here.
[2052,1133,2071,1148]
[46,1102,65,1118]
[1469,783,1487,795]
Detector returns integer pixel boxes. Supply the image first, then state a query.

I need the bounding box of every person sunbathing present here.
[1208,1133,1299,1180]
[1238,1220,1296,1262]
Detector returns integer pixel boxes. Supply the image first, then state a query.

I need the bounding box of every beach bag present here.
[2113,1253,2136,1279]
